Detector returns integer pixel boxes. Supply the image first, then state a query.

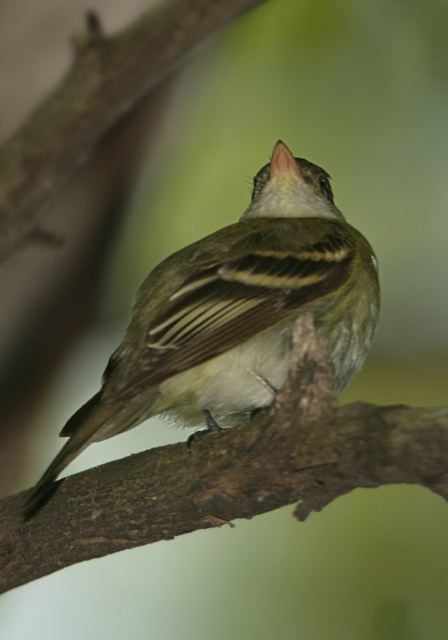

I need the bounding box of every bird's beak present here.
[269,140,300,180]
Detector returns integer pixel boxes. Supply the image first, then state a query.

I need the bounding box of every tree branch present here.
[0,0,266,263]
[1,315,447,594]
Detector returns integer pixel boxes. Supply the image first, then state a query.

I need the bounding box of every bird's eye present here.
[251,165,270,200]
[318,176,334,203]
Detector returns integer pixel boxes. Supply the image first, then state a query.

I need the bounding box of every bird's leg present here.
[203,409,224,433]
[187,409,223,448]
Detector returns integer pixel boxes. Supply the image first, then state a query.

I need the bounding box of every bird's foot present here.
[187,410,224,448]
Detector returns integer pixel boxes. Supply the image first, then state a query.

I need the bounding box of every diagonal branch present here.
[0,0,267,263]
[0,316,447,594]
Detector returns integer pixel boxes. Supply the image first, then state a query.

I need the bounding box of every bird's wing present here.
[107,226,355,400]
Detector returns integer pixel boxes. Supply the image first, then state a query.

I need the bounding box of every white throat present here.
[241,180,344,221]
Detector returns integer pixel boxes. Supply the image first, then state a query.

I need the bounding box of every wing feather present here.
[110,231,355,399]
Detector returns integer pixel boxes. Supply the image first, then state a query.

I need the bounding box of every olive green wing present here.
[108,224,355,400]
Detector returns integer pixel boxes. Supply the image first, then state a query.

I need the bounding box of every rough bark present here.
[0,0,266,263]
[1,316,447,594]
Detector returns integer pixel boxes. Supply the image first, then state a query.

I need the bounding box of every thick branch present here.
[0,0,266,262]
[1,317,447,594]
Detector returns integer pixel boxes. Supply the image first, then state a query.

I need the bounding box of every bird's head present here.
[243,140,344,221]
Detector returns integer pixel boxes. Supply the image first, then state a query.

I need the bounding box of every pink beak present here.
[269,140,300,179]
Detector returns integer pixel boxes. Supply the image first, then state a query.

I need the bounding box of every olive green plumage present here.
[25,141,379,517]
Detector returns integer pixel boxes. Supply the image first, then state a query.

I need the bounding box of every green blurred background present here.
[1,0,448,638]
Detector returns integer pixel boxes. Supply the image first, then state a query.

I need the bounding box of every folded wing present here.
[109,230,354,399]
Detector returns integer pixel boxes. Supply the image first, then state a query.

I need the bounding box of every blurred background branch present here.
[0,0,265,263]
[1,318,447,594]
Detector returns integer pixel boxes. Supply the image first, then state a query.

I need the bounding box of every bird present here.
[25,140,380,517]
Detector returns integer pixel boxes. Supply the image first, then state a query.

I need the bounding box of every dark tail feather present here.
[24,430,96,519]
[59,391,102,437]
[24,398,116,519]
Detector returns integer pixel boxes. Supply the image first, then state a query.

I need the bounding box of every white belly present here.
[157,324,292,426]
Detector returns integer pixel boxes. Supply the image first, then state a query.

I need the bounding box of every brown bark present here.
[1,317,447,594]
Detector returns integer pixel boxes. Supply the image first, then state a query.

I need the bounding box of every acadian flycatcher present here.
[25,140,379,516]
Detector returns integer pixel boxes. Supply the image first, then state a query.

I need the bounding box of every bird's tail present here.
[24,394,118,519]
